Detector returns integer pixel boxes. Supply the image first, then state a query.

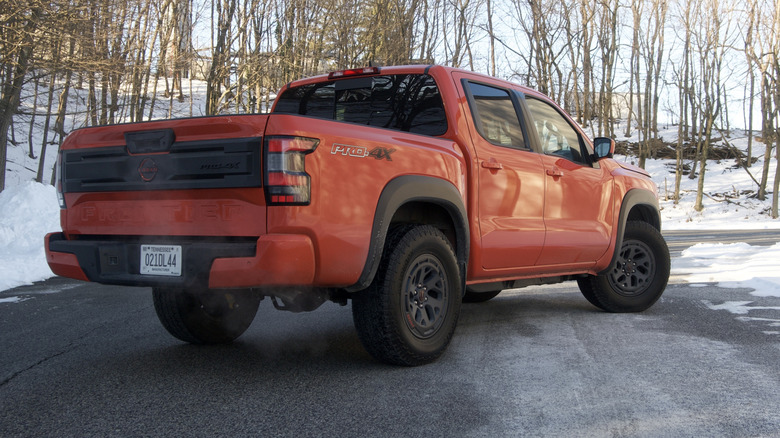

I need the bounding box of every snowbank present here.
[0,182,60,291]
[672,242,780,297]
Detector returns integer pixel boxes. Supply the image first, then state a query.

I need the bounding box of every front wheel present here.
[352,225,462,366]
[152,288,261,344]
[578,221,670,312]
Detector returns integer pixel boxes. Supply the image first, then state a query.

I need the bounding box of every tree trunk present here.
[694,114,716,212]
[0,45,33,192]
[28,74,40,159]
[773,133,779,219]
[758,77,772,201]
[53,38,75,142]
[36,72,57,183]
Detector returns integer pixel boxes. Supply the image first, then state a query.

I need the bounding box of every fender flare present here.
[345,175,469,293]
[598,188,661,275]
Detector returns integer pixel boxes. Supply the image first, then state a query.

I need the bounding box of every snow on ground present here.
[642,153,779,230]
[0,182,60,291]
[672,242,780,298]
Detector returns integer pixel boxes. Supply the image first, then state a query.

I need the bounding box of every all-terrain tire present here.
[577,221,670,312]
[352,225,462,366]
[152,288,261,344]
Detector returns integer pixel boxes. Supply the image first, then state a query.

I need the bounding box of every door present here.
[523,96,613,266]
[459,79,546,270]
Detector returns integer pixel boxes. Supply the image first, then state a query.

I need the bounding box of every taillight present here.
[55,151,66,208]
[264,136,319,205]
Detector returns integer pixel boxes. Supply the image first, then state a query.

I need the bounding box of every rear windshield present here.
[273,74,448,136]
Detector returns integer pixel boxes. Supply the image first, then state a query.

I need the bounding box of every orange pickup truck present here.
[46,65,669,365]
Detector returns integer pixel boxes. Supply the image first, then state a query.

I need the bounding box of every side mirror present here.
[593,137,615,160]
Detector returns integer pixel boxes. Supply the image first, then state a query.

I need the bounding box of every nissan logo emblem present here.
[138,158,159,182]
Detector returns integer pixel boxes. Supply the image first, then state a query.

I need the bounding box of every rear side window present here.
[465,82,527,149]
[274,74,447,136]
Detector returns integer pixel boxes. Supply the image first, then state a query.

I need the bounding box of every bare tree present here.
[329,0,369,69]
[627,0,667,169]
[206,0,238,115]
[595,0,620,138]
[749,0,778,206]
[670,0,696,204]
[486,0,496,76]
[444,0,483,69]
[507,0,568,102]
[692,0,731,212]
[0,2,43,191]
[761,0,780,217]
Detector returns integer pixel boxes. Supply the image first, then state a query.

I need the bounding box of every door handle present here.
[481,160,503,170]
[546,168,563,177]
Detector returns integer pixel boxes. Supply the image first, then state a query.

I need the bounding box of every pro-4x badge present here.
[331,144,394,161]
[368,147,395,160]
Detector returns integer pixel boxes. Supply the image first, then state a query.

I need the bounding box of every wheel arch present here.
[598,188,662,275]
[345,175,469,293]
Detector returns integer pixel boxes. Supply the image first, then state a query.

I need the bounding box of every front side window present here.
[524,97,585,163]
[466,82,526,149]
[273,74,447,136]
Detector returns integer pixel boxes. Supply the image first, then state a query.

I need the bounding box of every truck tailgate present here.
[58,115,269,238]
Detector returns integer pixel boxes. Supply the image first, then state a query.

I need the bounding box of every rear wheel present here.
[577,221,670,312]
[352,225,462,366]
[152,288,261,344]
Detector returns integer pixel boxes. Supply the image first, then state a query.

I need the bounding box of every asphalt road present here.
[1,230,779,437]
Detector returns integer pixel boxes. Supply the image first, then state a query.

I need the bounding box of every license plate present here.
[140,245,182,276]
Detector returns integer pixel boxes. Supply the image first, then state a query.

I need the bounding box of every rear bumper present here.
[45,232,315,289]
[208,234,315,288]
[45,233,90,282]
